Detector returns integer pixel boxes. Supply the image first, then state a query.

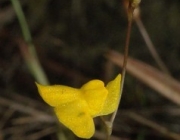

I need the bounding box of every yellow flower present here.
[36,74,121,139]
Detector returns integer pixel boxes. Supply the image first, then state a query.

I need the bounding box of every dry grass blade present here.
[25,127,56,140]
[126,112,180,140]
[0,96,54,123]
[0,6,15,27]
[0,108,15,129]
[106,50,180,105]
[133,8,170,75]
[94,131,128,140]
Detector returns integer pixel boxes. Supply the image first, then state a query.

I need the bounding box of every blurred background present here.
[0,0,180,140]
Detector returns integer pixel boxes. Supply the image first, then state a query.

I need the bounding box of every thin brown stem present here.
[103,1,141,139]
[110,10,133,125]
[105,2,137,139]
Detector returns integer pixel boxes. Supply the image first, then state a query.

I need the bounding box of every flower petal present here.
[36,83,80,107]
[81,80,108,117]
[54,100,94,139]
[100,74,121,115]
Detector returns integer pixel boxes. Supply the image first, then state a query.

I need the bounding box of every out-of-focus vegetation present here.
[0,0,180,140]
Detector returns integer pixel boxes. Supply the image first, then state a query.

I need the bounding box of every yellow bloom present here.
[36,74,121,139]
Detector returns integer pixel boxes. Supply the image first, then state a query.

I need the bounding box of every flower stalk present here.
[104,0,141,139]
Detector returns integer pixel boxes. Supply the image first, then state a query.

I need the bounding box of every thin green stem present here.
[11,0,32,43]
[100,117,111,140]
[11,0,49,85]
